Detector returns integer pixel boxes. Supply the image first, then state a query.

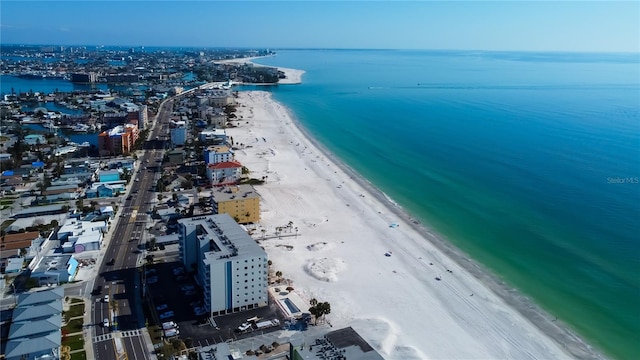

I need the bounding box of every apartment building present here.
[97,123,139,156]
[211,185,260,224]
[179,214,268,316]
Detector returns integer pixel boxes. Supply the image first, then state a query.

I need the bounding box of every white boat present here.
[72,124,90,133]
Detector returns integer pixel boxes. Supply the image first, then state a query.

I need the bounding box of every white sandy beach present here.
[225,90,601,360]
[217,56,305,84]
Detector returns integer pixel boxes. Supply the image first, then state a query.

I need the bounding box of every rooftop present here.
[179,213,266,262]
[212,185,259,202]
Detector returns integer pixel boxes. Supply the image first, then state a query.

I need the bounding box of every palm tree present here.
[275,271,283,282]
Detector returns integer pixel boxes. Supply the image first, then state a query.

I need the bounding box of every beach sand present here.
[226,91,604,360]
[217,56,305,84]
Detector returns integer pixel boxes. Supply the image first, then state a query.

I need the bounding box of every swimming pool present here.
[282,298,301,314]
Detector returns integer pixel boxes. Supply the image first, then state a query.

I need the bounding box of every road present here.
[88,97,175,360]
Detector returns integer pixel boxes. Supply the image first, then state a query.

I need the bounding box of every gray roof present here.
[12,302,62,322]
[45,184,79,191]
[9,314,62,338]
[179,213,266,262]
[16,287,64,307]
[12,204,65,216]
[211,185,259,203]
[4,330,60,359]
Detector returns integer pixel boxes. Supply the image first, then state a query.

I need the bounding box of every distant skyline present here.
[1,1,638,53]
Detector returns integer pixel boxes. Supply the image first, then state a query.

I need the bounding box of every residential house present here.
[30,254,79,285]
[98,170,120,182]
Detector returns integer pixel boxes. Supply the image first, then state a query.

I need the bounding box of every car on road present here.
[184,290,197,296]
[103,318,110,327]
[147,276,158,284]
[180,285,195,291]
[103,295,110,303]
[159,311,174,319]
[156,304,169,311]
[172,267,185,276]
[146,268,157,276]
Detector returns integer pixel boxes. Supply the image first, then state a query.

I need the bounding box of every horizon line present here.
[1,43,639,55]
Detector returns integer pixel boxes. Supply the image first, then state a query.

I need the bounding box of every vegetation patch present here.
[0,219,16,234]
[239,178,265,185]
[62,334,84,351]
[70,351,87,360]
[65,318,83,332]
[63,304,84,322]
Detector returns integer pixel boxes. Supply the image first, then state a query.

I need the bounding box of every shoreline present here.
[278,95,605,360]
[217,55,305,84]
[227,90,607,359]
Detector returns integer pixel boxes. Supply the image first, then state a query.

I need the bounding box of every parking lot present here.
[144,259,286,346]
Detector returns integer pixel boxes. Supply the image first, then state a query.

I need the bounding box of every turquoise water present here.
[249,50,640,359]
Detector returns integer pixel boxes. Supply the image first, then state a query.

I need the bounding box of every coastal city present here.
[2,2,636,360]
[0,45,383,360]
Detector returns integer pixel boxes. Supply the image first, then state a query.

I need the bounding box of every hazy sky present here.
[1,1,638,52]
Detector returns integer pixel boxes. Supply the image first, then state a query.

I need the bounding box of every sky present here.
[1,1,638,52]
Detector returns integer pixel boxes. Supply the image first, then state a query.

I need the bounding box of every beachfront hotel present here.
[178,214,268,316]
[211,184,260,224]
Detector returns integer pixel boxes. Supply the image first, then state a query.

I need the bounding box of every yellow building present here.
[211,185,260,224]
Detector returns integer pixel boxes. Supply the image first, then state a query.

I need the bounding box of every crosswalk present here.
[93,329,142,343]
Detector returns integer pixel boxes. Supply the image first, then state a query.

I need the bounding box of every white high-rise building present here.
[138,105,148,130]
[178,214,268,316]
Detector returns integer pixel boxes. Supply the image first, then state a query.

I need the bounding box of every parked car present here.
[147,276,158,284]
[164,328,179,337]
[162,321,178,330]
[159,311,174,319]
[103,295,110,303]
[103,318,109,327]
[184,290,196,296]
[180,285,195,292]
[156,304,169,311]
[172,267,185,276]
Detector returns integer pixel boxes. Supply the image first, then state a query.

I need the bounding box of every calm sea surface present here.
[249,50,640,359]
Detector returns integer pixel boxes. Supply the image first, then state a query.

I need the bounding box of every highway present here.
[88,97,175,360]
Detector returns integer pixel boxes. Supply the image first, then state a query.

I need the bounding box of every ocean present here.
[246,50,640,360]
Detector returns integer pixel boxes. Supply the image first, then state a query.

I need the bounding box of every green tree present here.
[156,179,165,192]
[309,301,331,325]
